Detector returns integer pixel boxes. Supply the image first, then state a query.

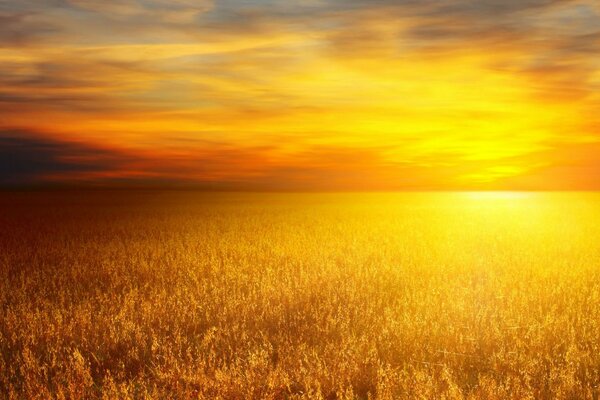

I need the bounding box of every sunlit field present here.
[1,191,599,399]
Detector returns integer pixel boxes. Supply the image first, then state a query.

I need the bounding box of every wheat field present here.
[0,191,599,399]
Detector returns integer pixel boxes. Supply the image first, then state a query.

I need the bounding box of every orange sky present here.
[0,0,599,189]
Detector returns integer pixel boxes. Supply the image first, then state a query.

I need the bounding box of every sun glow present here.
[460,191,534,201]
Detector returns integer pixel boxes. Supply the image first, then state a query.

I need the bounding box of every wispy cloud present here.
[0,0,598,189]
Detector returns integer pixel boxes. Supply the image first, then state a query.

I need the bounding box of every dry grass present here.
[1,191,599,399]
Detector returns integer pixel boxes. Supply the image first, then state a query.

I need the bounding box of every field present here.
[1,191,599,399]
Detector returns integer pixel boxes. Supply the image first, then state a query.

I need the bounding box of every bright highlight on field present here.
[1,191,599,399]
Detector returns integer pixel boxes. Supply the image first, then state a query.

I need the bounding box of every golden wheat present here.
[1,191,599,399]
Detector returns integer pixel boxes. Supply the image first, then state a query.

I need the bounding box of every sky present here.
[0,0,599,190]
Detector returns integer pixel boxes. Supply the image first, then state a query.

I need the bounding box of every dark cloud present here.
[1,128,599,190]
[327,0,569,17]
[0,11,59,46]
[0,129,129,185]
[0,130,439,189]
[0,56,173,114]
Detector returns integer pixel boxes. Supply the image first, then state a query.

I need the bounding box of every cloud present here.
[494,141,600,190]
[0,128,441,189]
[0,11,59,46]
[0,129,272,187]
[1,127,599,190]
[66,0,214,24]
[0,0,599,189]
[0,129,133,185]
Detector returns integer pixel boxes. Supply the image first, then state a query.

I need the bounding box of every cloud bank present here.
[0,0,598,189]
